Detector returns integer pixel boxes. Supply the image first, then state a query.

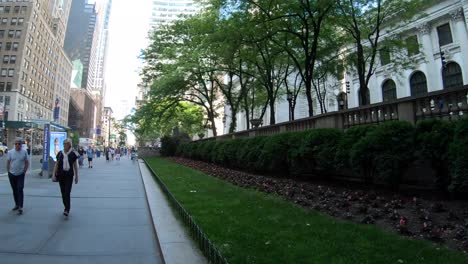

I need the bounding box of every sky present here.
[104,0,153,120]
[102,0,153,145]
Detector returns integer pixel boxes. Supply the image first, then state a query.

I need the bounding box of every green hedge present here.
[160,136,178,156]
[350,121,415,188]
[414,119,454,191]
[448,118,468,197]
[176,120,468,193]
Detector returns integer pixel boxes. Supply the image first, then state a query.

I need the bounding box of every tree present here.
[239,0,335,117]
[142,14,222,136]
[126,98,204,140]
[336,0,428,105]
[208,13,255,132]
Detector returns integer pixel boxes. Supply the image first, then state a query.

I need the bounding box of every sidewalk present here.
[0,156,162,264]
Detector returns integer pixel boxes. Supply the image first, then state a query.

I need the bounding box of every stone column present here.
[451,7,468,85]
[417,23,440,92]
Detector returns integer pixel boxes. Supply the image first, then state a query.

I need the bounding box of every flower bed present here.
[169,157,468,253]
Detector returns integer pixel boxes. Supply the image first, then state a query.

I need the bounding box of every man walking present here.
[87,146,94,168]
[6,137,29,215]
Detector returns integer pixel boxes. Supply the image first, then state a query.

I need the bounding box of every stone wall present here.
[137,147,161,158]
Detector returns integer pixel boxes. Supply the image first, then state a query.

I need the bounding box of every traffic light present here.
[440,49,447,68]
[346,81,350,94]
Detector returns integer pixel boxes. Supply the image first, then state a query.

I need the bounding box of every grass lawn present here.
[146,157,467,264]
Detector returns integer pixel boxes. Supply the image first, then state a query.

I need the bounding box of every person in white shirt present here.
[6,137,29,215]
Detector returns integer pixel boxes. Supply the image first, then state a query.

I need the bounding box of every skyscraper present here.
[64,0,97,93]
[0,0,73,146]
[92,0,111,146]
[149,0,200,30]
[136,0,200,108]
[93,0,111,99]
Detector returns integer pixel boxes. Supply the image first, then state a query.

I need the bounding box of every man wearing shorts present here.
[87,146,93,168]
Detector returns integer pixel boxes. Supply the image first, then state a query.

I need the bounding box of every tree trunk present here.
[291,101,295,120]
[305,80,314,117]
[210,115,217,137]
[356,43,369,105]
[269,99,275,125]
[229,108,237,133]
[244,96,250,130]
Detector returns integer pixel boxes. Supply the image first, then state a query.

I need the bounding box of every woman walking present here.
[52,138,79,217]
[105,147,110,162]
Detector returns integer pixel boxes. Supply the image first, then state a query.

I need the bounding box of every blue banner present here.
[96,127,101,135]
[42,124,50,170]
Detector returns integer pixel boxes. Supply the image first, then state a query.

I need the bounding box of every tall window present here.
[410,71,428,96]
[437,23,453,47]
[380,47,391,66]
[406,35,420,56]
[382,79,397,102]
[443,62,464,90]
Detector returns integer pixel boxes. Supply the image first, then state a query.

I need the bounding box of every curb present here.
[137,159,167,264]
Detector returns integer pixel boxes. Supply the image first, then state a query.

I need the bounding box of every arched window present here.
[382,79,397,102]
[443,62,464,90]
[410,71,428,96]
[358,88,370,106]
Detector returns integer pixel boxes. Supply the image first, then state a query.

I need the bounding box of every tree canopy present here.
[128,0,427,142]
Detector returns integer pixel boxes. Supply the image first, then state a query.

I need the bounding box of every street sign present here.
[110,134,116,139]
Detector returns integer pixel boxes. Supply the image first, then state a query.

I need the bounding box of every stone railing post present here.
[397,101,416,124]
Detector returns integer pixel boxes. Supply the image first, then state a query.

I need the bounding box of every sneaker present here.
[11,206,19,211]
[63,210,69,217]
[18,208,23,215]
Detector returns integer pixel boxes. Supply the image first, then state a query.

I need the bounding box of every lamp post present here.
[287,91,293,121]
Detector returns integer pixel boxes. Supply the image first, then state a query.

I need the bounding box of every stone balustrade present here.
[208,84,468,141]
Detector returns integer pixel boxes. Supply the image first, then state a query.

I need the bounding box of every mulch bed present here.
[168,157,468,253]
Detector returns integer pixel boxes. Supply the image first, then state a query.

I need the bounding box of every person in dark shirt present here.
[52,138,79,217]
[78,147,85,168]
